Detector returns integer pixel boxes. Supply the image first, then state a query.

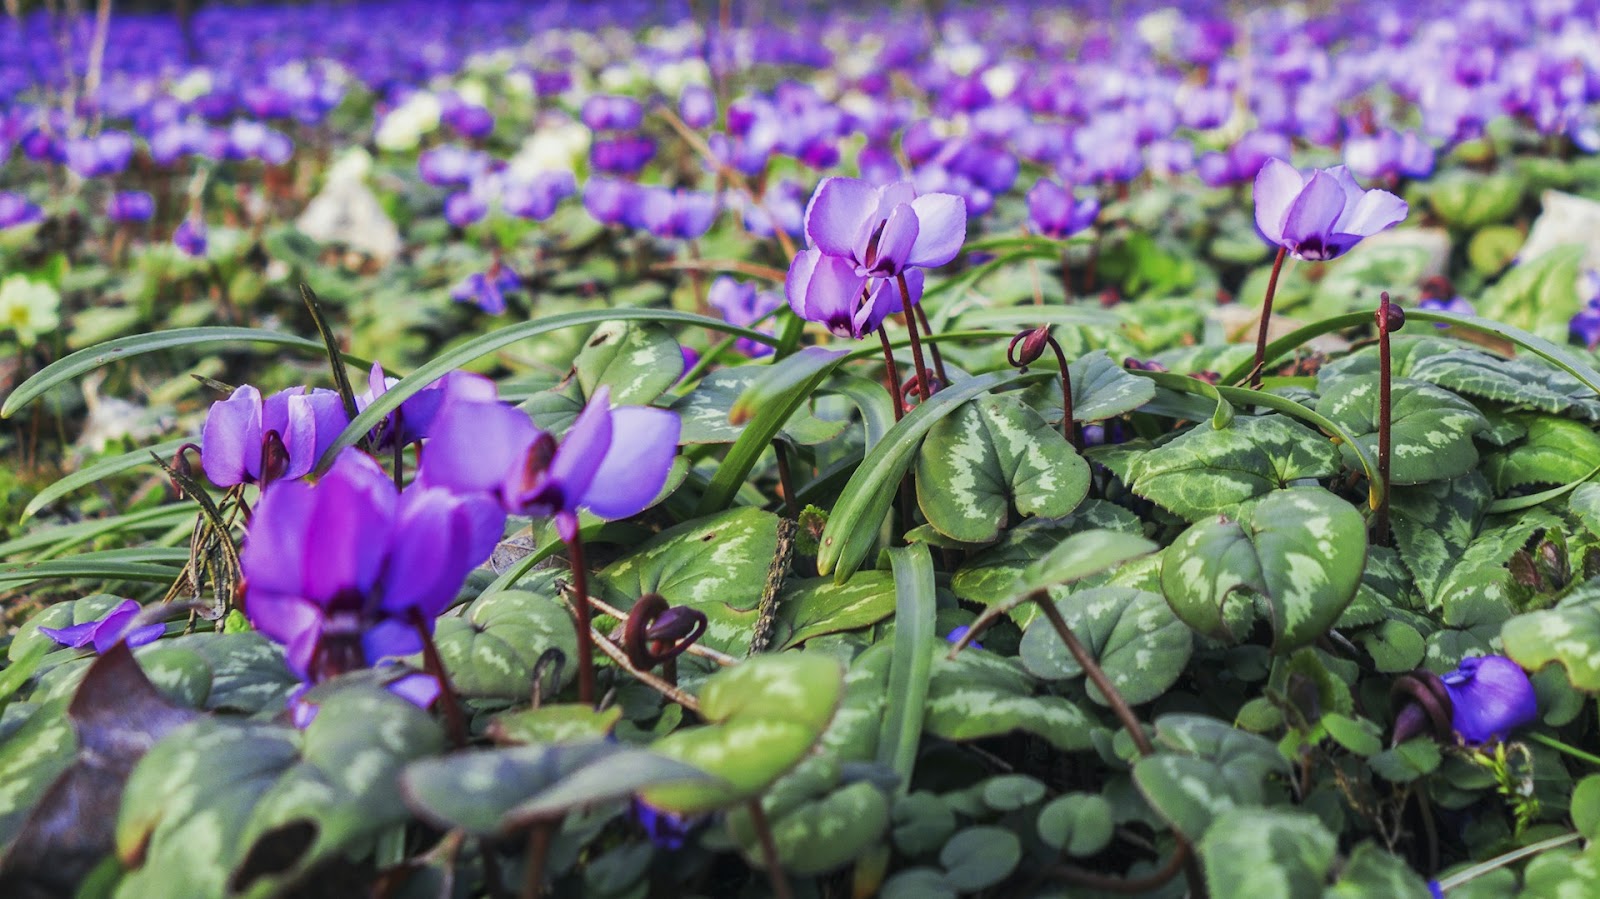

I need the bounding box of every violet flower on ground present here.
[1026,178,1100,239]
[173,217,207,256]
[707,276,780,358]
[1442,655,1538,745]
[451,265,520,314]
[241,448,504,683]
[0,191,43,229]
[201,384,350,488]
[355,363,497,448]
[420,385,681,541]
[106,190,156,224]
[1253,158,1408,261]
[39,599,163,654]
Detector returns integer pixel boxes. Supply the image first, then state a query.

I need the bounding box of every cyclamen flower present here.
[581,95,644,131]
[443,103,495,140]
[420,386,681,541]
[450,265,519,314]
[1442,655,1537,744]
[786,178,966,338]
[1253,159,1408,261]
[418,145,488,187]
[106,191,155,224]
[241,449,504,682]
[503,171,576,220]
[679,85,717,129]
[173,217,207,256]
[1571,298,1600,349]
[1026,179,1100,239]
[64,131,135,178]
[39,599,163,654]
[707,276,780,358]
[0,192,43,229]
[201,385,349,488]
[356,363,497,449]
[639,188,718,240]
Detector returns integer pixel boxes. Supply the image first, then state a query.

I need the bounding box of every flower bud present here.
[1377,302,1406,332]
[1007,326,1051,368]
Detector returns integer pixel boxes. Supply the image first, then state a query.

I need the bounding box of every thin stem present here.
[1374,290,1394,547]
[1527,731,1600,767]
[1044,335,1078,450]
[878,328,906,422]
[773,439,798,519]
[589,625,702,712]
[897,274,932,403]
[746,799,795,899]
[1250,246,1288,389]
[564,535,597,705]
[1046,842,1191,893]
[410,608,468,749]
[519,823,552,899]
[1033,592,1152,755]
[913,304,949,387]
[585,594,739,667]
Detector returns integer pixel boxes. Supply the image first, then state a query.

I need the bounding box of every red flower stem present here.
[409,608,468,748]
[896,273,933,402]
[565,534,597,705]
[913,303,949,387]
[1044,334,1078,449]
[1375,290,1394,548]
[877,328,905,423]
[519,822,553,899]
[1250,245,1288,389]
[747,799,795,899]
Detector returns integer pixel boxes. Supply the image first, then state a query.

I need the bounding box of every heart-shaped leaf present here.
[1019,587,1192,706]
[1483,415,1600,491]
[1132,714,1290,841]
[1128,414,1341,521]
[1160,487,1367,651]
[669,368,849,446]
[1315,378,1488,485]
[486,704,623,745]
[773,571,897,651]
[1199,808,1337,899]
[914,393,1090,544]
[923,648,1096,751]
[575,320,684,405]
[430,586,578,699]
[1036,793,1114,857]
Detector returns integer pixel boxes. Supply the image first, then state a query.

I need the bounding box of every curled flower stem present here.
[747,799,794,899]
[409,608,468,749]
[563,535,598,705]
[1374,290,1395,547]
[896,273,933,403]
[585,593,739,667]
[1250,246,1288,389]
[588,625,701,713]
[1045,335,1078,450]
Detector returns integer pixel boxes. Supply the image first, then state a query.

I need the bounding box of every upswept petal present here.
[548,386,615,508]
[280,392,322,481]
[1280,169,1347,250]
[1252,157,1306,244]
[578,406,681,520]
[906,193,967,268]
[419,400,538,497]
[305,390,351,464]
[38,620,98,648]
[785,248,820,320]
[1323,165,1367,212]
[301,449,397,602]
[866,203,920,276]
[202,385,264,486]
[804,177,878,258]
[793,250,869,338]
[241,477,317,596]
[1336,188,1409,237]
[381,488,474,616]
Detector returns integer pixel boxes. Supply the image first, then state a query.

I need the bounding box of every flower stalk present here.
[1250,245,1287,389]
[565,534,598,705]
[1374,291,1401,547]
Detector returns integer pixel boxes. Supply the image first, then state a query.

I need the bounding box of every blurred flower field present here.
[6,1,1600,896]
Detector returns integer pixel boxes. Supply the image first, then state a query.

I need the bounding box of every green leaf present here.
[0,700,74,851]
[21,440,187,521]
[1160,487,1368,651]
[1327,842,1435,898]
[1199,807,1337,899]
[595,507,781,654]
[923,649,1096,751]
[402,741,713,835]
[980,775,1046,811]
[1314,377,1487,485]
[1011,528,1159,601]
[1502,594,1600,691]
[892,792,956,855]
[2,328,371,419]
[818,370,1034,581]
[1390,474,1492,602]
[727,780,891,876]
[880,546,936,793]
[774,572,897,651]
[939,826,1020,893]
[669,368,848,446]
[1132,714,1291,841]
[1036,793,1114,857]
[1020,587,1192,706]
[1067,350,1158,421]
[698,346,849,514]
[1128,415,1341,521]
[430,587,578,699]
[1321,713,1383,757]
[1368,739,1441,782]
[642,653,844,814]
[1427,168,1524,230]
[115,685,443,898]
[1484,416,1600,491]
[914,393,1090,543]
[1571,775,1600,840]
[1478,244,1586,341]
[486,704,623,745]
[575,321,683,405]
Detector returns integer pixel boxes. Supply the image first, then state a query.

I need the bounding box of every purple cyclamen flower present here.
[589,135,657,175]
[632,798,698,850]
[444,190,489,228]
[443,103,495,140]
[1442,655,1537,744]
[420,385,681,542]
[503,171,576,220]
[64,131,135,178]
[639,188,718,240]
[241,449,504,683]
[1419,295,1473,329]
[226,121,294,165]
[785,178,966,338]
[0,191,43,229]
[679,85,717,129]
[581,95,644,131]
[584,178,636,227]
[1571,298,1600,349]
[39,599,163,654]
[356,363,498,449]
[173,217,207,257]
[946,625,982,651]
[201,385,350,488]
[106,191,155,224]
[450,265,520,315]
[707,276,780,358]
[418,145,488,187]
[1027,179,1100,240]
[1253,159,1408,261]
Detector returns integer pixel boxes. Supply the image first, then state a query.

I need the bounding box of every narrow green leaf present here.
[880,545,936,794]
[21,440,187,521]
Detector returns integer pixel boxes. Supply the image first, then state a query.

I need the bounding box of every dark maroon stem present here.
[896,273,933,403]
[1044,335,1078,450]
[1375,290,1394,547]
[409,608,468,748]
[565,534,597,705]
[1250,245,1288,389]
[877,327,905,423]
[747,799,794,899]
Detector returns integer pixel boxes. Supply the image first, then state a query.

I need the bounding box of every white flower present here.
[0,275,60,347]
[374,92,442,153]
